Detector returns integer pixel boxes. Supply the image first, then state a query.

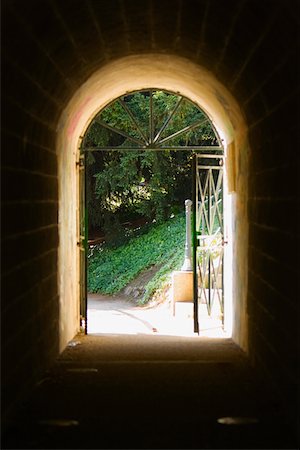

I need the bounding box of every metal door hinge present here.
[76,155,85,168]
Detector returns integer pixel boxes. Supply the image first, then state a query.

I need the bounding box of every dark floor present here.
[2,334,298,449]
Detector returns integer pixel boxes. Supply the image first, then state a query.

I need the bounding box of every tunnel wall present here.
[2,0,298,425]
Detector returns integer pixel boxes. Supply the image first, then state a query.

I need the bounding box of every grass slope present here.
[88,214,186,303]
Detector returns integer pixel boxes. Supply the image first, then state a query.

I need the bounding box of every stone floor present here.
[2,296,298,449]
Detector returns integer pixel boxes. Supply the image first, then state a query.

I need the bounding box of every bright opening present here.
[81,89,232,338]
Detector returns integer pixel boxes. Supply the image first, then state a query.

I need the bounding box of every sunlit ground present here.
[87,294,230,338]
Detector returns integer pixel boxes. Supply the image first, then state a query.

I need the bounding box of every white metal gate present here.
[193,153,224,332]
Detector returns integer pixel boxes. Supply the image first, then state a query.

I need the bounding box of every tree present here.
[83,90,218,238]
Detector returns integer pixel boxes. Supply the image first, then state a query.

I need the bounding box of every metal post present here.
[192,155,199,334]
[181,199,193,271]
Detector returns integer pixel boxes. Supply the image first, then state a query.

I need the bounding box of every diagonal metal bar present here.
[118,99,148,144]
[216,171,223,227]
[198,198,208,234]
[208,169,212,235]
[198,172,210,233]
[153,96,183,144]
[94,118,145,146]
[199,236,224,315]
[159,117,209,145]
[195,154,224,322]
[216,250,224,312]
[210,122,223,147]
[202,171,211,233]
[196,170,203,232]
[210,172,219,231]
[211,170,223,229]
[211,253,219,310]
[202,251,211,315]
[216,176,224,228]
[197,247,208,306]
[198,269,208,306]
[211,246,224,312]
[211,242,223,313]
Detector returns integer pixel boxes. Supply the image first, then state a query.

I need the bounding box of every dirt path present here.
[87,292,178,335]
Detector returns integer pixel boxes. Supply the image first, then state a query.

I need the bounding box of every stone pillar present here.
[181,199,193,271]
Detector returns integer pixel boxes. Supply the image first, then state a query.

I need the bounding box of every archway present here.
[57,54,249,352]
[81,88,226,337]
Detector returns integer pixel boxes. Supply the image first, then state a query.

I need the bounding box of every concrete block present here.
[174,301,194,319]
[172,270,193,315]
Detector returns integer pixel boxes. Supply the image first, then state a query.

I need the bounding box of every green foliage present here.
[87,213,186,303]
[141,244,184,304]
[84,90,218,235]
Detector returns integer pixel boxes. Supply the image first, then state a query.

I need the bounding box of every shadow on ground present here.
[3,333,297,449]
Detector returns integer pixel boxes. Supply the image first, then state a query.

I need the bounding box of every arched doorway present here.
[79,88,226,336]
[57,54,249,352]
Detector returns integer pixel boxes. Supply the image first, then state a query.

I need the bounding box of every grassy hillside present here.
[87,213,186,304]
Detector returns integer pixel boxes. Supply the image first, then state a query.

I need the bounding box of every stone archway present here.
[57,54,249,352]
